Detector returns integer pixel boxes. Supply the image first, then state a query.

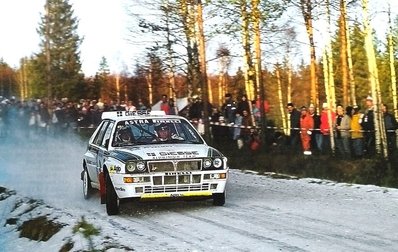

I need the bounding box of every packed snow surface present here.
[1,135,398,251]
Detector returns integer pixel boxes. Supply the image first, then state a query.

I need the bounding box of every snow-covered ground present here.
[1,134,398,251]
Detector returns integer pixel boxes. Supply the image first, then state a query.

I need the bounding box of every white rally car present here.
[81,110,229,215]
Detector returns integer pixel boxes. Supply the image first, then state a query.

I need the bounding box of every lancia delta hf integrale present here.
[81,110,229,215]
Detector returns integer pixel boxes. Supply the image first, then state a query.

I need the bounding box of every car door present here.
[86,120,111,184]
[96,121,114,175]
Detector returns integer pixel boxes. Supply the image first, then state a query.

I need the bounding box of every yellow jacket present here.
[350,113,363,139]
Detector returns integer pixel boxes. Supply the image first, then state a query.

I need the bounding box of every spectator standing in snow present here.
[299,106,314,155]
[286,102,301,152]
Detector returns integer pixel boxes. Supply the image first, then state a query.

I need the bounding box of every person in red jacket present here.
[300,106,314,155]
[160,94,171,115]
[319,102,336,154]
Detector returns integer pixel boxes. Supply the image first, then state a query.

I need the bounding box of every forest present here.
[0,0,398,164]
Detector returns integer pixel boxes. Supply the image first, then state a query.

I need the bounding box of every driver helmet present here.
[154,123,171,140]
[117,127,132,142]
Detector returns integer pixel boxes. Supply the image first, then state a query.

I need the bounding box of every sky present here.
[0,0,133,76]
[0,0,398,77]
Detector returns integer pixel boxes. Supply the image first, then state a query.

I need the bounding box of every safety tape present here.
[191,120,398,133]
[76,120,397,134]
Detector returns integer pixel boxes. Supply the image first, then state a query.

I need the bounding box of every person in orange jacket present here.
[300,106,314,155]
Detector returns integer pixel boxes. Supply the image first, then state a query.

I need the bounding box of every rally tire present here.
[82,169,94,200]
[213,192,226,206]
[106,173,119,215]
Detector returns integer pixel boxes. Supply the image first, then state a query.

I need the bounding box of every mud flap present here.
[99,172,106,204]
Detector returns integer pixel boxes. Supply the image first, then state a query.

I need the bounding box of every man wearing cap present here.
[361,95,375,156]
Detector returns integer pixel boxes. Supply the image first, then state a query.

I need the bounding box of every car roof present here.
[101,110,184,122]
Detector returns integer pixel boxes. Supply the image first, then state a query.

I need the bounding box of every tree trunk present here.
[300,0,318,108]
[388,4,398,149]
[323,49,336,154]
[345,17,357,106]
[115,73,120,102]
[179,0,200,94]
[240,1,254,100]
[196,0,211,141]
[339,0,349,106]
[164,1,177,102]
[218,59,225,106]
[388,4,398,121]
[146,71,153,106]
[277,67,288,135]
[252,0,262,128]
[326,0,336,153]
[362,0,388,158]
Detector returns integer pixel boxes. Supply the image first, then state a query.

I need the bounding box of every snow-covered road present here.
[1,135,398,251]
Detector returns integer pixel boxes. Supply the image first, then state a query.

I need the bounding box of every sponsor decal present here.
[116,110,151,117]
[159,151,199,156]
[153,119,181,124]
[165,171,192,175]
[140,191,212,199]
[145,151,199,159]
[114,187,126,192]
[126,119,150,124]
[109,165,121,174]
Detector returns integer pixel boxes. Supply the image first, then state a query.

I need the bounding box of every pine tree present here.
[37,0,83,100]
[350,22,369,104]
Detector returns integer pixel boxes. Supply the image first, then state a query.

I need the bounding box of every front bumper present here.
[110,170,228,200]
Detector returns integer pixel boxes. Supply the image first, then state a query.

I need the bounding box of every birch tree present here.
[344,1,357,106]
[361,0,388,158]
[195,0,211,141]
[339,0,349,106]
[297,0,320,108]
[387,4,398,121]
[325,0,336,153]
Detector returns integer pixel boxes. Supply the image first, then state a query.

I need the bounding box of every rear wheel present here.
[82,169,94,200]
[106,173,119,215]
[213,192,226,206]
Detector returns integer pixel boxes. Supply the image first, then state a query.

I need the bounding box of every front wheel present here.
[213,192,226,206]
[105,173,119,215]
[82,169,94,200]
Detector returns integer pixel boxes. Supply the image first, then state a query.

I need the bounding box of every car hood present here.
[110,144,222,162]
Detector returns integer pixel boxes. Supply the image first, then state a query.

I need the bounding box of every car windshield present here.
[112,118,204,146]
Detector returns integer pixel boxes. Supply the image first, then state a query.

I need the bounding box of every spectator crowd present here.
[286,96,398,159]
[0,94,397,159]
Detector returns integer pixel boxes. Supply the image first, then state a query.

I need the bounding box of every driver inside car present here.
[154,123,183,142]
[117,127,133,144]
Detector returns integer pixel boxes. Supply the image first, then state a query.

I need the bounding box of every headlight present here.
[136,162,146,172]
[213,158,222,168]
[204,159,212,168]
[203,158,223,169]
[126,161,146,173]
[126,162,136,172]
